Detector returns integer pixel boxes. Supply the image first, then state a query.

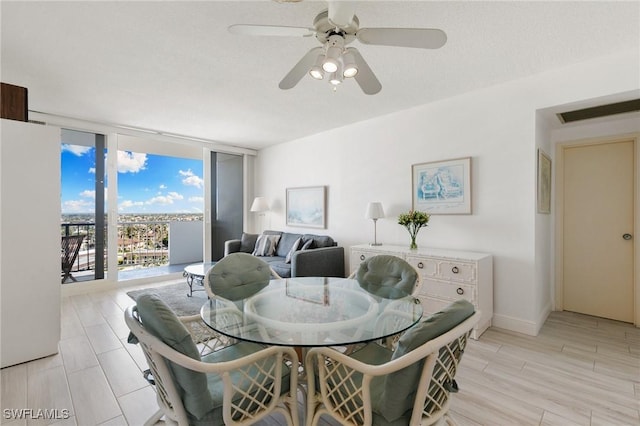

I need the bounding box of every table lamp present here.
[251,197,270,232]
[365,202,384,246]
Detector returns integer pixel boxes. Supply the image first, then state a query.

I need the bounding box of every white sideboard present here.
[350,244,493,339]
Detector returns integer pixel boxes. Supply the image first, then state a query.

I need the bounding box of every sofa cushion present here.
[300,239,314,250]
[269,261,292,278]
[303,234,335,248]
[276,233,303,258]
[252,234,281,256]
[285,237,303,263]
[239,232,258,253]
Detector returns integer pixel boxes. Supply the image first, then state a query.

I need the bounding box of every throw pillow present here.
[300,239,314,251]
[252,234,281,256]
[285,237,303,264]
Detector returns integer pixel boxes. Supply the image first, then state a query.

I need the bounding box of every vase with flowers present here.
[398,210,430,250]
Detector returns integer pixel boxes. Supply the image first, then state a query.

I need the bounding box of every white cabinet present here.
[1,119,61,367]
[350,244,493,339]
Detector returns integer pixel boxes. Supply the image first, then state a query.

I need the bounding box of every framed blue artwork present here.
[412,157,472,214]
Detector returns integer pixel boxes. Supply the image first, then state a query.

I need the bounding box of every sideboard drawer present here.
[350,249,394,274]
[436,260,476,283]
[406,256,438,278]
[420,279,475,303]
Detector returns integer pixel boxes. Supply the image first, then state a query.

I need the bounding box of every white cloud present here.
[88,167,96,174]
[189,196,204,203]
[179,169,203,188]
[119,200,144,211]
[117,151,147,173]
[146,192,184,206]
[62,144,92,156]
[159,184,167,189]
[62,199,93,213]
[80,190,95,199]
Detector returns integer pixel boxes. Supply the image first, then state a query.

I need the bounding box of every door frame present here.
[554,133,639,326]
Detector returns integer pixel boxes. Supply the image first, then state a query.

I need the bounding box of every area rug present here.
[127,282,208,316]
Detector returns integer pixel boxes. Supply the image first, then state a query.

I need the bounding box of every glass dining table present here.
[200,276,423,348]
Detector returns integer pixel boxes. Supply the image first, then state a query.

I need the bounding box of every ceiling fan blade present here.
[228,24,315,37]
[279,47,324,90]
[348,48,382,95]
[357,28,447,49]
[328,1,356,27]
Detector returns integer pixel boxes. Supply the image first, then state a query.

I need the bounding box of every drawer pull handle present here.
[417,262,424,269]
[452,266,459,274]
[360,255,365,261]
[456,287,464,295]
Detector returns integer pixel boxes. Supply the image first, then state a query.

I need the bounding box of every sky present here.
[61,144,204,214]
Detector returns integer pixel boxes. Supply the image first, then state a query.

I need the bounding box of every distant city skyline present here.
[61,145,204,214]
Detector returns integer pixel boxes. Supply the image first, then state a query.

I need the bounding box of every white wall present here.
[1,120,61,367]
[254,49,640,335]
[168,221,204,264]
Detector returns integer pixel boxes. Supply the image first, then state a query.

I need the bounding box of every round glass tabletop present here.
[200,276,423,347]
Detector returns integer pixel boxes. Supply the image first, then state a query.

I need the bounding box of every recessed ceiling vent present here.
[557,99,640,124]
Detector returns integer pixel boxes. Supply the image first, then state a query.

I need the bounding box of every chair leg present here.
[143,409,166,426]
[443,412,458,426]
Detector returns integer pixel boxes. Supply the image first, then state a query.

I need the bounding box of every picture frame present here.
[412,157,472,214]
[537,149,552,214]
[286,186,326,228]
[285,279,330,306]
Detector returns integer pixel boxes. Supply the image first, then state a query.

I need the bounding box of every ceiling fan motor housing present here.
[314,10,358,45]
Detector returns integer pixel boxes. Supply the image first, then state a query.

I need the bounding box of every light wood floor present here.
[2,280,639,426]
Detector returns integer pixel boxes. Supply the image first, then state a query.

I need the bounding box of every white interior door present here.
[563,140,635,322]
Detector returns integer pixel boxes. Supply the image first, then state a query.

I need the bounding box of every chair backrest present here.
[355,254,419,296]
[205,253,273,300]
[125,295,205,425]
[125,294,299,426]
[307,300,479,426]
[380,299,476,423]
[61,235,85,282]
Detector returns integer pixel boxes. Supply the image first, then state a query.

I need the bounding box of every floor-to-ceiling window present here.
[114,135,204,281]
[60,129,107,282]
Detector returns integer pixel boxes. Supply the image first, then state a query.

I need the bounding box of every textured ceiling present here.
[2,1,638,150]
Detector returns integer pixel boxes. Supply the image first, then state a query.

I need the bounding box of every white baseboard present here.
[491,313,539,336]
[61,272,184,297]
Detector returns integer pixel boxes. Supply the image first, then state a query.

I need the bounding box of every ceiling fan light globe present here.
[342,51,358,78]
[329,71,343,85]
[322,58,339,73]
[309,67,324,80]
[343,65,358,78]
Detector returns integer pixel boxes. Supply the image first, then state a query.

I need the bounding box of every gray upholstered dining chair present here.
[305,300,479,426]
[204,252,281,301]
[125,293,299,426]
[349,254,419,296]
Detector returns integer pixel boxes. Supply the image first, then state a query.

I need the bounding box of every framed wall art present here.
[286,186,326,228]
[412,157,472,214]
[537,149,551,214]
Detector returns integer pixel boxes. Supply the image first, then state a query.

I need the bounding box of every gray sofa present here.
[224,230,345,278]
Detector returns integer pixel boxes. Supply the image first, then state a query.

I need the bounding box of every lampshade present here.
[365,202,385,219]
[250,197,270,212]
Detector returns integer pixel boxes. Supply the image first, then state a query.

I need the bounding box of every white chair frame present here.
[305,311,480,426]
[125,305,300,426]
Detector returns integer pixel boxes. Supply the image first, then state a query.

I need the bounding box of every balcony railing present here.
[60,220,203,282]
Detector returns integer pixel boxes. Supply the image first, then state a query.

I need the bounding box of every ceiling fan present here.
[228,1,447,95]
